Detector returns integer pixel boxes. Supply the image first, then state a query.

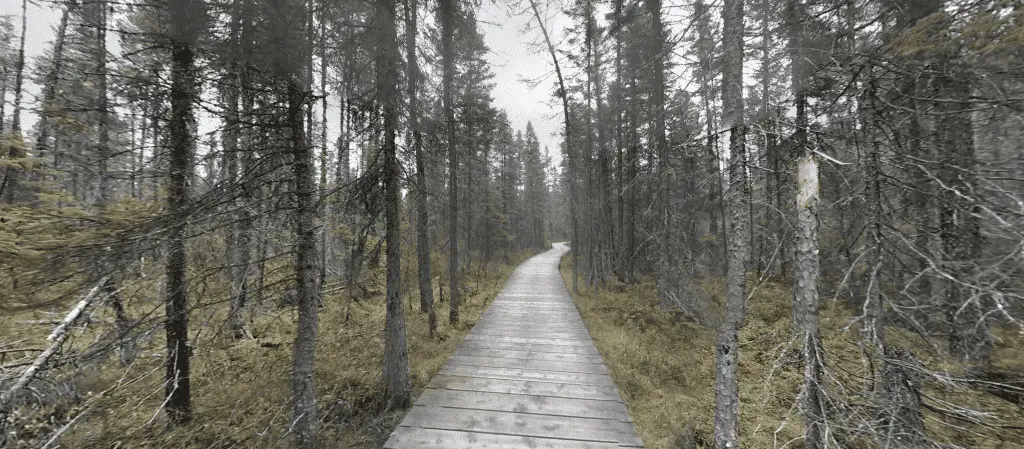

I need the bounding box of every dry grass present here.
[3,248,531,448]
[561,258,1024,449]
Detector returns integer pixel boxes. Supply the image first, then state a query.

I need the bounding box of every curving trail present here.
[384,243,644,448]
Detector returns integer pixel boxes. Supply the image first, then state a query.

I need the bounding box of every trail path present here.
[384,242,644,448]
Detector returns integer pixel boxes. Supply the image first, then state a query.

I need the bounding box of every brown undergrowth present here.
[3,242,532,448]
[560,257,1024,449]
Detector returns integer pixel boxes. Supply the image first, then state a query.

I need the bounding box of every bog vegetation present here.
[1,0,1022,447]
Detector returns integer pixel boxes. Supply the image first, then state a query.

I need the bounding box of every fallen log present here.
[0,277,109,411]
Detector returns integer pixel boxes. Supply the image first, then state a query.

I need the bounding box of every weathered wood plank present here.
[384,427,621,449]
[476,319,587,327]
[469,330,593,340]
[457,340,601,355]
[463,334,597,347]
[471,323,590,332]
[399,405,644,445]
[448,354,610,374]
[416,388,633,421]
[454,347,606,364]
[429,374,622,401]
[437,364,616,386]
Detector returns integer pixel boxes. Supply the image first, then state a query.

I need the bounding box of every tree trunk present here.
[96,0,111,205]
[285,3,320,446]
[226,0,253,340]
[646,0,671,304]
[787,1,825,444]
[149,86,163,200]
[33,5,70,180]
[288,77,320,449]
[465,97,474,272]
[407,0,435,330]
[164,0,203,424]
[863,137,886,393]
[713,0,749,446]
[613,0,625,281]
[0,0,28,203]
[940,67,987,363]
[794,154,824,449]
[318,6,330,298]
[441,0,460,323]
[381,0,412,409]
[594,35,612,279]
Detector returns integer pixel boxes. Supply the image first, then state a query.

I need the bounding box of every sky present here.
[478,0,571,162]
[6,0,569,167]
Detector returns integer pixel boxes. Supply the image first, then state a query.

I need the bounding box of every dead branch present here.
[0,277,109,412]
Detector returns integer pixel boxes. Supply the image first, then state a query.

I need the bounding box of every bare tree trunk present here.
[940,68,987,363]
[624,76,638,284]
[279,2,322,442]
[597,82,613,280]
[149,87,163,200]
[226,0,253,340]
[96,0,111,205]
[405,0,436,332]
[138,103,149,200]
[863,136,886,391]
[465,98,475,272]
[336,41,352,284]
[380,0,412,409]
[794,153,824,449]
[613,0,625,281]
[318,6,330,298]
[441,0,461,323]
[787,1,825,444]
[0,67,6,134]
[129,112,139,197]
[1,0,28,203]
[713,0,749,445]
[288,74,320,449]
[645,0,672,304]
[583,21,596,287]
[33,5,70,179]
[164,0,203,425]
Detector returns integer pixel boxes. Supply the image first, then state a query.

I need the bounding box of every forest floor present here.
[2,250,534,448]
[561,258,1024,449]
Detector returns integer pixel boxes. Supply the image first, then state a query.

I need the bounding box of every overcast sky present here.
[478,0,571,161]
[9,0,569,166]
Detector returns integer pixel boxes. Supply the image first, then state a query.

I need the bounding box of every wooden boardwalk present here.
[384,243,644,448]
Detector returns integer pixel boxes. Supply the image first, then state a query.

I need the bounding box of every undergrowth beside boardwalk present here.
[3,251,531,448]
[561,256,1024,449]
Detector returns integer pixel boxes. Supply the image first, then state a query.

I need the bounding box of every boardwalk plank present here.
[458,340,601,355]
[415,388,632,421]
[384,427,621,449]
[428,374,622,401]
[437,364,616,386]
[383,243,644,448]
[454,347,606,364]
[448,354,610,374]
[463,334,597,347]
[398,406,644,445]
